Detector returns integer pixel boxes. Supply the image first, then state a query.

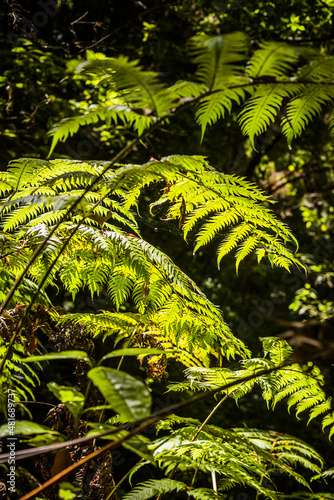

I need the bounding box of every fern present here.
[46,35,334,156]
[282,85,334,145]
[195,86,247,140]
[79,55,172,115]
[121,478,187,500]
[238,83,301,149]
[48,104,154,156]
[148,423,323,498]
[189,33,246,90]
[245,41,300,79]
[0,154,304,365]
[189,489,226,500]
[181,337,334,439]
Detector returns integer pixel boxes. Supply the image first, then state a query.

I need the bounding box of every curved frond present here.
[282,85,334,145]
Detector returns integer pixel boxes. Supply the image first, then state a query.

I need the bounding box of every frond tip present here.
[151,156,304,275]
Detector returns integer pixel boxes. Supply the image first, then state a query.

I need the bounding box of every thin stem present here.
[255,433,279,500]
[255,473,264,500]
[0,225,77,375]
[190,462,201,488]
[191,394,228,442]
[74,380,93,439]
[211,470,218,495]
[106,459,144,500]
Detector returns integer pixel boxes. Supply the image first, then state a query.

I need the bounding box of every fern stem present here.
[190,461,201,488]
[191,394,228,441]
[74,380,93,439]
[211,470,218,495]
[255,476,264,500]
[106,458,144,500]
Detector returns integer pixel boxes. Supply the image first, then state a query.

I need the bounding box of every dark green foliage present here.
[0,7,334,499]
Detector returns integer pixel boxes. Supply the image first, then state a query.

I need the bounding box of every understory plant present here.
[0,33,334,499]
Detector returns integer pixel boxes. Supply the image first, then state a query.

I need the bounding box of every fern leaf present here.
[239,84,301,148]
[78,56,171,116]
[196,86,246,140]
[282,85,334,145]
[235,234,260,275]
[122,479,187,500]
[307,399,332,424]
[189,488,226,499]
[297,55,334,81]
[189,33,246,90]
[246,42,300,78]
[216,223,252,268]
[193,210,241,252]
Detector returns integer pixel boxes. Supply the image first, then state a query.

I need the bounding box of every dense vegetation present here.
[0,1,334,499]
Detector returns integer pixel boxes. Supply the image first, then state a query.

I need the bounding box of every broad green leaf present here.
[88,367,152,421]
[47,382,85,421]
[99,347,166,364]
[0,420,65,439]
[24,434,64,447]
[22,351,92,366]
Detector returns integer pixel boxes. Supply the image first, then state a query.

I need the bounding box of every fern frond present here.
[48,104,154,156]
[108,269,134,310]
[234,234,260,275]
[78,56,171,116]
[121,478,187,500]
[282,85,334,145]
[238,84,301,149]
[196,85,247,140]
[189,488,226,500]
[189,33,247,90]
[297,55,334,81]
[246,42,300,78]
